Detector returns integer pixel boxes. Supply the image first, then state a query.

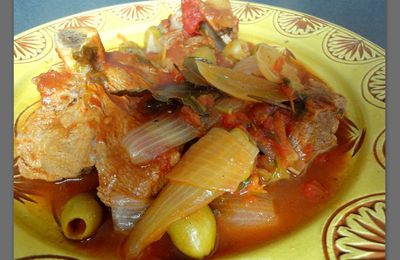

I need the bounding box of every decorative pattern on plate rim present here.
[48,13,105,31]
[14,30,53,64]
[322,193,385,260]
[273,11,327,37]
[110,2,158,22]
[322,30,382,64]
[361,61,385,109]
[373,130,386,170]
[231,2,271,23]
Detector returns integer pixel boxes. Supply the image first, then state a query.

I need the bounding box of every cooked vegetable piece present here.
[256,43,304,92]
[60,193,103,240]
[215,97,246,114]
[181,57,210,86]
[256,43,284,83]
[110,195,150,233]
[233,55,262,76]
[122,114,199,165]
[181,0,205,35]
[167,128,259,192]
[195,61,289,103]
[223,39,252,61]
[123,127,258,258]
[117,37,146,57]
[167,206,216,259]
[200,22,226,51]
[211,193,276,230]
[190,46,217,64]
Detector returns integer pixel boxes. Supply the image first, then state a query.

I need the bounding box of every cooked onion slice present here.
[211,193,276,230]
[122,114,198,165]
[196,61,288,103]
[167,128,259,192]
[233,55,262,76]
[110,195,150,233]
[123,127,258,258]
[256,43,285,83]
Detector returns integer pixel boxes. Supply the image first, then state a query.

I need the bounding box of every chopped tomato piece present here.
[170,67,185,83]
[221,113,237,129]
[180,106,202,127]
[280,85,296,111]
[197,94,215,108]
[273,55,285,74]
[181,0,205,36]
[160,18,170,30]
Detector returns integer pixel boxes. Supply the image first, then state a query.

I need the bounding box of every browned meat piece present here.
[94,92,181,206]
[289,78,346,164]
[15,71,103,181]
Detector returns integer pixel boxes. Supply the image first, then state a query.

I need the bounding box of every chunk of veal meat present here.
[15,71,102,181]
[289,78,346,164]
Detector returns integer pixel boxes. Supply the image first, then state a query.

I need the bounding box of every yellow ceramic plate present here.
[14,1,385,259]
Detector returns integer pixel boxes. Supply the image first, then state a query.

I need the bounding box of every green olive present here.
[190,46,217,64]
[167,206,216,259]
[60,193,103,240]
[223,39,252,61]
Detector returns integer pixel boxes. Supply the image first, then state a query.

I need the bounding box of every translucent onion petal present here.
[195,61,288,103]
[215,97,246,114]
[256,43,284,83]
[167,128,259,192]
[110,195,150,233]
[122,115,198,165]
[233,55,262,76]
[211,193,276,229]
